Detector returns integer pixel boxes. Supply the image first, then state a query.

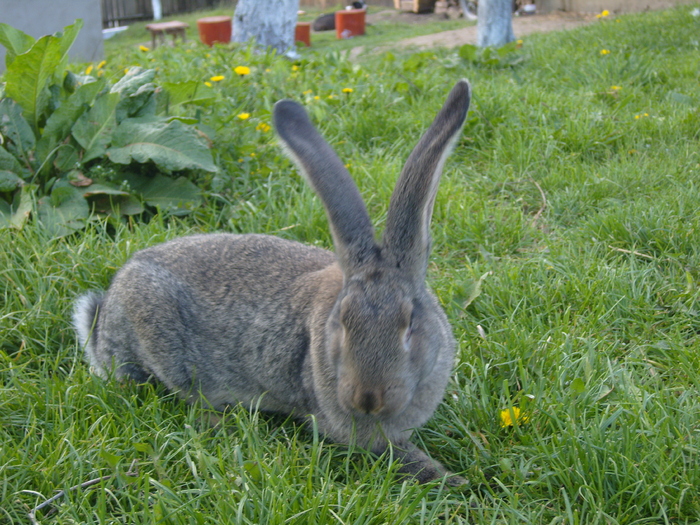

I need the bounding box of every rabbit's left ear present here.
[273,99,379,273]
[382,80,471,281]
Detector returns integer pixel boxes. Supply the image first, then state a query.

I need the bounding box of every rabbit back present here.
[76,233,337,412]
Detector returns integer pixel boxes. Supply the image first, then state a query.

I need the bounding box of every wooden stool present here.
[145,21,189,49]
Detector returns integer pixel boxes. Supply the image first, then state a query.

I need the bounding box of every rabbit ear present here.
[382,80,471,281]
[274,100,378,272]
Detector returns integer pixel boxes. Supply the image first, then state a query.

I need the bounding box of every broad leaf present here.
[0,23,35,68]
[0,99,36,171]
[3,20,82,133]
[78,182,144,216]
[116,82,157,124]
[120,172,202,214]
[0,144,29,179]
[0,183,34,229]
[458,44,478,62]
[36,79,104,166]
[4,35,62,133]
[111,67,156,98]
[107,118,218,173]
[162,81,216,112]
[72,92,120,163]
[0,170,23,192]
[37,180,89,237]
[54,21,83,82]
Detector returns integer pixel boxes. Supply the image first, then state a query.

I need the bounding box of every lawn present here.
[2,4,700,523]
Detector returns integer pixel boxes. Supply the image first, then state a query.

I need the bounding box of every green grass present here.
[3,4,700,523]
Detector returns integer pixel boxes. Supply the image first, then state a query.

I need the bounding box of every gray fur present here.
[73,80,472,485]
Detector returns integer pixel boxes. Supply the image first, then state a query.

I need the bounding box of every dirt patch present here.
[352,11,596,58]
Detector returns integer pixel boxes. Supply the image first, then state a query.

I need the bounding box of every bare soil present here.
[351,10,596,57]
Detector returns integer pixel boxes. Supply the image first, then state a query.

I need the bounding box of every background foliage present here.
[1,5,700,523]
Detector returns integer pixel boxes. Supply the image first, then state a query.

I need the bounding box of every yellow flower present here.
[256,122,271,132]
[206,53,211,58]
[600,49,610,55]
[303,89,313,95]
[314,95,320,100]
[516,39,523,45]
[499,407,529,428]
[234,66,251,76]
[124,68,130,74]
[292,65,299,71]
[610,85,622,91]
[342,87,353,94]
[97,60,106,69]
[635,113,649,120]
[250,152,256,157]
[237,113,250,120]
[204,81,212,87]
[596,9,610,18]
[139,45,150,52]
[328,94,337,99]
[85,64,94,75]
[210,75,225,82]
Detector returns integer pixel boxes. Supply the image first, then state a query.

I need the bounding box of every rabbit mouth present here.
[338,382,412,418]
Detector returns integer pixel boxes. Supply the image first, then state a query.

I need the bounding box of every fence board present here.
[102,0,234,28]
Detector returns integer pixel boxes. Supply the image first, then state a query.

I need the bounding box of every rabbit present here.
[73,79,471,486]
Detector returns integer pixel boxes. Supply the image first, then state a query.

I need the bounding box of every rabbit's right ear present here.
[382,80,471,283]
[274,100,378,273]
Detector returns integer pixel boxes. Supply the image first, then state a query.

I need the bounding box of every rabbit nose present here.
[353,388,384,415]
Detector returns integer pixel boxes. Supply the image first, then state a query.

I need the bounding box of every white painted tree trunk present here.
[233,0,300,55]
[477,0,515,48]
[151,0,162,21]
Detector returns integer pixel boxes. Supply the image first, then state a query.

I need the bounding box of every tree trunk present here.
[151,0,162,21]
[233,0,300,56]
[477,0,515,48]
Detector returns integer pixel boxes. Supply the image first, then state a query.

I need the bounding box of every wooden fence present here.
[102,0,235,27]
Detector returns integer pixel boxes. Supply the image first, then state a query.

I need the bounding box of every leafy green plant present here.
[0,21,218,236]
[458,40,524,67]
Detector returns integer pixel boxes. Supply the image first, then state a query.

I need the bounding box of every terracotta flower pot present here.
[335,9,365,40]
[197,16,232,47]
[295,22,311,47]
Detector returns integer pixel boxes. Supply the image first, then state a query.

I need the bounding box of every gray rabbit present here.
[73,80,471,485]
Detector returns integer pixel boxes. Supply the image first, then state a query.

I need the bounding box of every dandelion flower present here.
[600,49,610,55]
[303,89,313,95]
[499,407,528,428]
[98,70,104,77]
[256,122,271,132]
[314,96,320,100]
[292,65,299,71]
[610,85,622,91]
[139,45,150,52]
[234,66,251,76]
[328,94,337,100]
[85,65,94,75]
[204,81,212,87]
[596,9,610,18]
[237,113,250,120]
[97,60,106,70]
[342,87,354,94]
[210,75,225,82]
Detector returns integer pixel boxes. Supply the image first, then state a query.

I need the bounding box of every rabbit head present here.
[274,80,471,430]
